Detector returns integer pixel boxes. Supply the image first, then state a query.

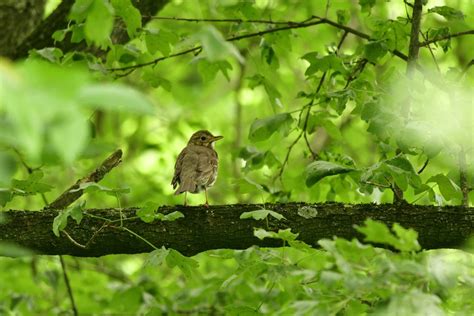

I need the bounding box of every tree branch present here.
[419,29,474,47]
[1,203,472,257]
[109,16,410,73]
[46,149,123,210]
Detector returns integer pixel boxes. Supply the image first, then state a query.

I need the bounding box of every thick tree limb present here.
[46,149,123,210]
[1,203,472,257]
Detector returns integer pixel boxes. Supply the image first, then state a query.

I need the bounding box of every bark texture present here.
[0,0,46,57]
[1,203,472,257]
[2,0,170,60]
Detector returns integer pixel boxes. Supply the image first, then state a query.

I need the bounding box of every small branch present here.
[420,31,440,72]
[59,256,78,316]
[108,16,410,74]
[277,131,303,182]
[418,158,430,174]
[62,230,86,249]
[459,59,474,79]
[46,149,123,210]
[147,16,303,25]
[419,30,474,47]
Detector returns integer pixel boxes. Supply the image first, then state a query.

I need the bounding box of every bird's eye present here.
[200,136,206,141]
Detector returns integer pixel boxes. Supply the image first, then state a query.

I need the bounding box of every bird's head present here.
[188,130,223,148]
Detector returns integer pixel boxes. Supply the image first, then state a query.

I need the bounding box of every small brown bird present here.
[171,130,223,206]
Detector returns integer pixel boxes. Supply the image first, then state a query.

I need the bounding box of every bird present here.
[171,130,223,206]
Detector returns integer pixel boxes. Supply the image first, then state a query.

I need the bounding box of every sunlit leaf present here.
[428,6,465,21]
[240,209,285,221]
[79,83,155,114]
[84,0,114,46]
[166,249,199,278]
[111,0,141,38]
[305,161,355,187]
[195,25,244,63]
[248,113,293,142]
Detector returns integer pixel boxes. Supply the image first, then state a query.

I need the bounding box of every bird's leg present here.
[204,188,209,208]
[184,192,187,207]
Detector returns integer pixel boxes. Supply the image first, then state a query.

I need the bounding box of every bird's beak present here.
[212,135,224,141]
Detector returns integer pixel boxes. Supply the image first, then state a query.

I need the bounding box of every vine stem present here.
[59,256,78,316]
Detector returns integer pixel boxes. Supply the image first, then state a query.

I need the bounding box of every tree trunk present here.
[1,0,170,60]
[1,203,472,257]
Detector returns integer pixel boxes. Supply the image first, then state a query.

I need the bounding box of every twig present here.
[84,221,110,248]
[114,226,159,250]
[59,256,78,316]
[277,131,303,182]
[301,31,348,160]
[361,180,391,189]
[420,31,440,72]
[108,16,410,74]
[46,149,123,210]
[61,230,86,249]
[12,148,48,204]
[418,158,429,174]
[419,30,474,47]
[459,59,474,79]
[147,16,304,25]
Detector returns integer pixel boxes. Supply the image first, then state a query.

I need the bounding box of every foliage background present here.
[0,0,473,314]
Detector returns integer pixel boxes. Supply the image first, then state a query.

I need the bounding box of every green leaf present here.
[240,209,286,221]
[356,219,399,247]
[302,53,346,76]
[364,41,387,63]
[52,210,70,237]
[50,109,90,164]
[355,219,421,252]
[392,223,421,252]
[142,69,172,91]
[359,0,376,13]
[197,59,233,82]
[428,6,465,21]
[79,83,155,114]
[70,201,85,225]
[145,29,179,56]
[144,247,170,267]
[254,228,298,242]
[427,174,460,201]
[166,249,199,278]
[248,113,293,142]
[305,161,355,187]
[247,74,282,108]
[11,170,53,196]
[0,189,13,207]
[155,211,185,222]
[336,10,350,25]
[69,0,94,21]
[84,0,114,46]
[111,0,141,38]
[136,201,156,223]
[195,25,244,63]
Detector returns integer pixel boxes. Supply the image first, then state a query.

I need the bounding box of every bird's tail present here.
[174,180,196,195]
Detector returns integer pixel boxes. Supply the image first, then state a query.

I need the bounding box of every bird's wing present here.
[172,147,200,193]
[196,149,218,186]
[171,148,187,188]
